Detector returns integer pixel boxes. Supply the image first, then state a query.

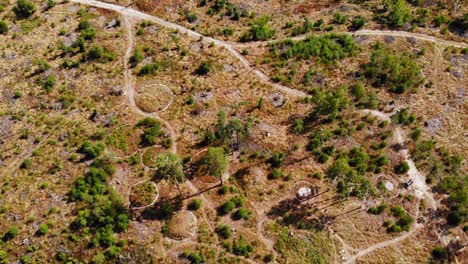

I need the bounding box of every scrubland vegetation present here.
[0,0,466,263]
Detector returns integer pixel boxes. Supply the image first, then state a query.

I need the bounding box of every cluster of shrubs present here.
[69,157,129,250]
[222,236,254,257]
[218,195,251,220]
[58,19,115,65]
[240,16,275,42]
[384,206,414,232]
[270,33,359,64]
[199,0,250,21]
[363,43,422,93]
[14,0,37,19]
[326,146,393,198]
[135,117,162,146]
[201,110,251,147]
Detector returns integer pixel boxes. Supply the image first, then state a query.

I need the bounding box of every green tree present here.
[385,0,412,28]
[37,223,49,236]
[350,16,366,30]
[394,161,410,174]
[0,21,8,34]
[3,226,19,241]
[14,0,37,19]
[155,153,186,196]
[202,147,228,184]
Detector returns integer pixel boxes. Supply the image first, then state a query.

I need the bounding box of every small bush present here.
[219,201,235,215]
[3,226,19,241]
[43,75,56,92]
[232,208,250,220]
[215,225,232,239]
[195,61,213,75]
[14,0,37,18]
[0,20,8,34]
[269,168,283,180]
[20,159,32,169]
[333,12,347,24]
[350,16,366,30]
[37,223,49,236]
[138,63,159,76]
[432,246,447,260]
[79,141,104,159]
[394,161,410,174]
[188,199,202,211]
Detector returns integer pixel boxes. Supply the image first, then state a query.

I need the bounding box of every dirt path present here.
[345,221,423,264]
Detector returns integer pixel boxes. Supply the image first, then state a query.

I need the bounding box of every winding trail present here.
[66,1,460,262]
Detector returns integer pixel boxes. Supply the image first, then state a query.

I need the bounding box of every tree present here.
[385,0,412,28]
[240,16,275,42]
[0,21,8,34]
[155,153,186,197]
[364,44,422,93]
[37,223,49,236]
[14,0,37,19]
[3,226,19,241]
[131,46,144,65]
[394,161,410,174]
[431,246,447,260]
[202,147,228,184]
[350,16,366,30]
[195,61,213,75]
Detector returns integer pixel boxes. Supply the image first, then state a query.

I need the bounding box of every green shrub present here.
[364,44,422,93]
[382,0,412,28]
[20,159,32,169]
[136,118,162,146]
[188,199,202,211]
[220,201,235,215]
[104,246,121,259]
[3,226,19,241]
[0,250,7,262]
[131,46,144,64]
[390,206,406,217]
[79,141,104,159]
[232,208,250,220]
[138,63,159,76]
[272,34,359,64]
[0,20,8,34]
[14,0,37,18]
[43,75,56,92]
[216,225,232,239]
[333,12,347,24]
[292,118,304,134]
[269,152,284,168]
[394,161,410,174]
[37,223,49,236]
[433,15,450,27]
[431,246,447,260]
[350,16,366,30]
[195,61,213,75]
[182,251,205,264]
[78,20,91,31]
[269,168,283,179]
[240,16,275,42]
[231,236,254,256]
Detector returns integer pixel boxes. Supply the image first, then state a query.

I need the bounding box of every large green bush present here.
[363,44,422,93]
[14,0,37,18]
[271,34,359,64]
[0,21,8,34]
